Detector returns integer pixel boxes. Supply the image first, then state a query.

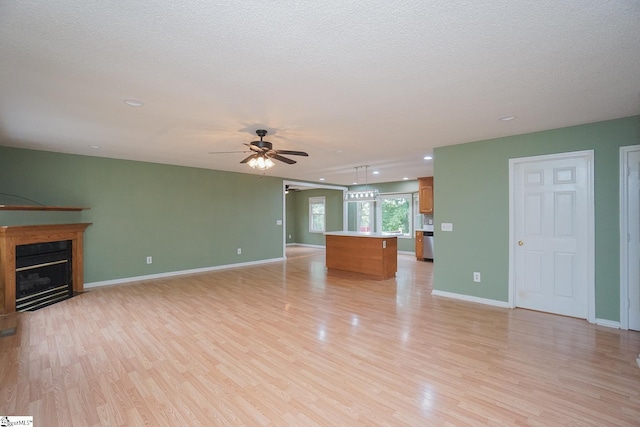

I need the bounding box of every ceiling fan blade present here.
[244,143,262,153]
[248,143,272,153]
[240,154,258,164]
[269,153,297,165]
[275,150,309,157]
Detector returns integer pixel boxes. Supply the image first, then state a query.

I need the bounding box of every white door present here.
[623,147,640,330]
[511,151,593,319]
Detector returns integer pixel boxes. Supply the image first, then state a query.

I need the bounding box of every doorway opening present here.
[282,180,348,258]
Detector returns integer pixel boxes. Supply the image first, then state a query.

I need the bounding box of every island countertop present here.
[324,231,397,238]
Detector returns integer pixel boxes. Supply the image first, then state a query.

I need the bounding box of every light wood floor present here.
[1,248,639,426]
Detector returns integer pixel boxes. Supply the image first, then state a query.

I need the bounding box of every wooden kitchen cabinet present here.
[415,230,423,260]
[418,177,433,214]
[325,232,397,280]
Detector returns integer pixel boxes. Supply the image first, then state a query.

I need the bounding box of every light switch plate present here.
[441,222,453,231]
[276,219,283,225]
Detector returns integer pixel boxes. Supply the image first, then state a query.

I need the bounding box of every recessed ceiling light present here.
[373,171,380,175]
[319,178,325,181]
[423,156,433,160]
[88,145,100,149]
[403,177,409,180]
[123,98,144,107]
[353,182,358,185]
[499,115,516,121]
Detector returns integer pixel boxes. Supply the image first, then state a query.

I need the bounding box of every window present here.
[378,193,412,237]
[412,192,422,230]
[309,197,326,233]
[357,201,372,232]
[349,193,414,237]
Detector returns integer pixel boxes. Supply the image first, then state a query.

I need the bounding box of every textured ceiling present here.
[1,1,639,185]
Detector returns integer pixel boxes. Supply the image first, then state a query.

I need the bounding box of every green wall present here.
[0,147,284,283]
[285,191,297,244]
[290,188,344,246]
[433,115,639,321]
[346,180,420,253]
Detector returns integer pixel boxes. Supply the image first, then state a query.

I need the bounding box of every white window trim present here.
[309,196,326,233]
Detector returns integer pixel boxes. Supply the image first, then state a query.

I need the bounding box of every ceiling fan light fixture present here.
[248,154,274,170]
[266,158,274,168]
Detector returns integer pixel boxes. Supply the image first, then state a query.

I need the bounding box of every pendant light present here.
[344,166,380,202]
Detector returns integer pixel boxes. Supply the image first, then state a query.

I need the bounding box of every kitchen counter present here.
[324,231,392,238]
[324,232,397,279]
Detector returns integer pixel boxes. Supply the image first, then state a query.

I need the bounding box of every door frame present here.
[508,150,595,323]
[619,145,640,330]
[281,180,348,258]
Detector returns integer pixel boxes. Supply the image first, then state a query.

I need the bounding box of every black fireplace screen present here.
[15,240,73,311]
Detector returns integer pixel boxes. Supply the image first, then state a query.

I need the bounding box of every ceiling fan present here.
[285,185,302,194]
[209,129,309,169]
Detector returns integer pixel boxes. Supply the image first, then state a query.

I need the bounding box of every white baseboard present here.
[431,292,624,327]
[84,257,285,289]
[398,250,414,255]
[431,290,511,308]
[595,318,621,329]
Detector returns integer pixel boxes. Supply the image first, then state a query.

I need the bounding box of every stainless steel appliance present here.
[423,231,434,260]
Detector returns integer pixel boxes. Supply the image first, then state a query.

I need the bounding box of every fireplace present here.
[16,240,73,311]
[0,222,90,314]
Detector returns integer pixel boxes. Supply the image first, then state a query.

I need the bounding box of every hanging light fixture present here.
[248,154,274,170]
[344,166,380,202]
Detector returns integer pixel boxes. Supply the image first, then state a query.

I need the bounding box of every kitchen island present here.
[324,231,397,279]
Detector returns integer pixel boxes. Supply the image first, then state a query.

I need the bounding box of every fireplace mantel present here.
[0,223,91,314]
[0,205,89,211]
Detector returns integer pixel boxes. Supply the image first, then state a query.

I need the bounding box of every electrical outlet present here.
[146,256,152,264]
[441,222,453,231]
[288,235,292,239]
[237,248,242,255]
[473,272,481,283]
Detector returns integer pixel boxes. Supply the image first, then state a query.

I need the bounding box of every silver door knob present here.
[518,240,524,246]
